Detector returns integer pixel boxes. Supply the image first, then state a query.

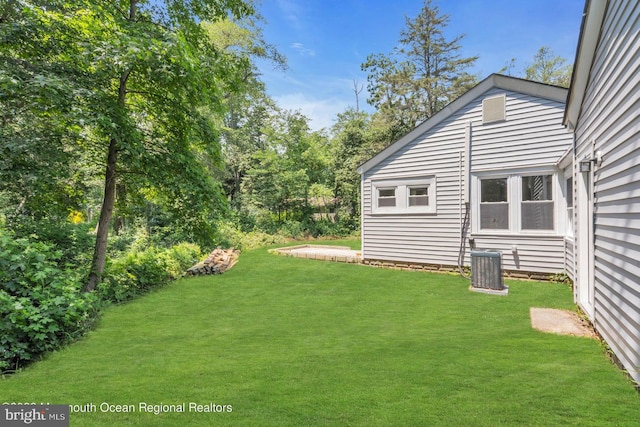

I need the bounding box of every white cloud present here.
[291,42,316,57]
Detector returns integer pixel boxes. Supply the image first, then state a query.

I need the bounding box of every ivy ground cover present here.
[2,241,639,426]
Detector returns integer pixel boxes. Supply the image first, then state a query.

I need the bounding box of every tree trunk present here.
[84,138,118,292]
[84,1,135,292]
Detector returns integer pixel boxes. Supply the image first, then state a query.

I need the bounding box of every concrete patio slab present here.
[270,245,362,264]
[530,307,596,338]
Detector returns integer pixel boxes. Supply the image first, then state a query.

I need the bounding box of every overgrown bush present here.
[215,221,286,250]
[160,242,203,279]
[7,218,95,268]
[0,231,98,373]
[98,242,203,303]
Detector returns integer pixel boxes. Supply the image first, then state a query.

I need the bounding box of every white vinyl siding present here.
[361,80,572,274]
[571,0,640,383]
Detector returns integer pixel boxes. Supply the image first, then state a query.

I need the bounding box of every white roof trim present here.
[358,74,568,175]
[557,146,574,169]
[564,0,608,131]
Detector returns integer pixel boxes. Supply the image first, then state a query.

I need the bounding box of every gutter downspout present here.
[458,122,472,279]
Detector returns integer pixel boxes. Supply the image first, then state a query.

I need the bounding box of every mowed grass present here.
[2,240,639,426]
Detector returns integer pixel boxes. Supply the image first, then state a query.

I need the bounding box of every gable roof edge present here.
[358,74,568,175]
[564,0,608,131]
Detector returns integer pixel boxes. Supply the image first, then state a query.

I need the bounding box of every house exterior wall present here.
[361,85,572,275]
[572,0,640,382]
[361,104,471,266]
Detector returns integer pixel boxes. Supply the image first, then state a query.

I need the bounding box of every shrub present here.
[160,242,203,279]
[214,221,285,250]
[0,231,98,373]
[99,247,171,303]
[8,219,95,269]
[99,242,203,303]
[279,220,306,239]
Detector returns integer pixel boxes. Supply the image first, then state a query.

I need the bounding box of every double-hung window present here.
[521,175,554,230]
[408,186,429,206]
[480,178,508,229]
[371,176,436,214]
[377,188,396,208]
[476,173,557,233]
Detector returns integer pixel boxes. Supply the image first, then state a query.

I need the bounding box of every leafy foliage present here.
[98,242,203,303]
[525,46,572,87]
[0,229,98,372]
[362,0,478,134]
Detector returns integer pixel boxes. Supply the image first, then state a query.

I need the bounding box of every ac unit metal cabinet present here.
[471,250,504,290]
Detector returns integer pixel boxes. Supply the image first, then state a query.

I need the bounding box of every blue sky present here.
[255,0,585,131]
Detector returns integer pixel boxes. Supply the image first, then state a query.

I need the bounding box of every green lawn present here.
[2,240,639,426]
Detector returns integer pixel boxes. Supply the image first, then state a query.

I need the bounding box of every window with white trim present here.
[480,178,508,230]
[566,177,574,238]
[474,172,558,234]
[377,188,396,208]
[408,186,429,206]
[521,175,554,230]
[371,176,436,214]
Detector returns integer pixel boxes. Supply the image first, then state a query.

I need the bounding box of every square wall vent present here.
[482,94,506,124]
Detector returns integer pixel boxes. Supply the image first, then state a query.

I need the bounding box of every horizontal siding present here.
[471,235,566,273]
[574,0,640,382]
[362,85,571,274]
[472,91,571,171]
[565,238,575,281]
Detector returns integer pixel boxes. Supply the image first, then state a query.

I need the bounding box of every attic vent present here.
[482,95,506,124]
[471,250,505,290]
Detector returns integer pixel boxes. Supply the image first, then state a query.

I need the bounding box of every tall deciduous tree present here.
[206,18,287,211]
[83,0,254,291]
[1,0,255,291]
[330,109,370,220]
[362,0,478,136]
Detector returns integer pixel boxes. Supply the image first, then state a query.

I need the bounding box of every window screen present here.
[566,178,574,237]
[408,186,429,206]
[521,175,554,230]
[480,178,508,229]
[377,188,396,207]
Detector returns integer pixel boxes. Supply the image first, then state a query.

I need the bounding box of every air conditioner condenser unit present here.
[470,250,508,295]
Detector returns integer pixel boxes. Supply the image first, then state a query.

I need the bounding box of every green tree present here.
[84,0,254,291]
[330,109,370,221]
[1,0,255,291]
[0,0,95,223]
[525,46,572,87]
[362,0,478,136]
[240,109,333,225]
[201,17,287,215]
